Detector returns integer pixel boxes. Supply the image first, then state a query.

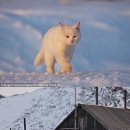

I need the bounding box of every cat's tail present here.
[34,49,44,66]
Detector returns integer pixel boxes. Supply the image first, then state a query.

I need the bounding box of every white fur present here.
[34,22,81,74]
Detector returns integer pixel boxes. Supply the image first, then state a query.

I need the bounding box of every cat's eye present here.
[66,36,70,38]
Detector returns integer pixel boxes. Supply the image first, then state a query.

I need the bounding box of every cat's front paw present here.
[60,64,72,74]
[46,67,55,74]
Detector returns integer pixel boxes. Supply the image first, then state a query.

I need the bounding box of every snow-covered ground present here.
[0,86,129,130]
[0,70,130,130]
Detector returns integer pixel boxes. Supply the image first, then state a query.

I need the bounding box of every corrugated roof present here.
[81,104,130,130]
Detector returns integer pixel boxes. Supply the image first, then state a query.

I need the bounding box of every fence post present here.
[124,90,127,109]
[74,86,77,130]
[24,118,26,130]
[95,87,98,105]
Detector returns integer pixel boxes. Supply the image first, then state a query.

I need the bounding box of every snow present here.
[0,71,130,130]
[0,0,130,130]
[0,70,130,129]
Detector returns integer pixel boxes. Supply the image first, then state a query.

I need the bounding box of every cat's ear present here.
[73,22,80,30]
[59,22,64,28]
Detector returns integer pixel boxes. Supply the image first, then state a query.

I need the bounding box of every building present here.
[55,104,130,130]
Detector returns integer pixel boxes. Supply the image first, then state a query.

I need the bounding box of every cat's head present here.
[59,22,81,46]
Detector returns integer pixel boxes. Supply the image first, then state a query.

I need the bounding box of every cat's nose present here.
[71,40,74,43]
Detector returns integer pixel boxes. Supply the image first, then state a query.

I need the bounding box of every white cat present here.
[34,22,81,74]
